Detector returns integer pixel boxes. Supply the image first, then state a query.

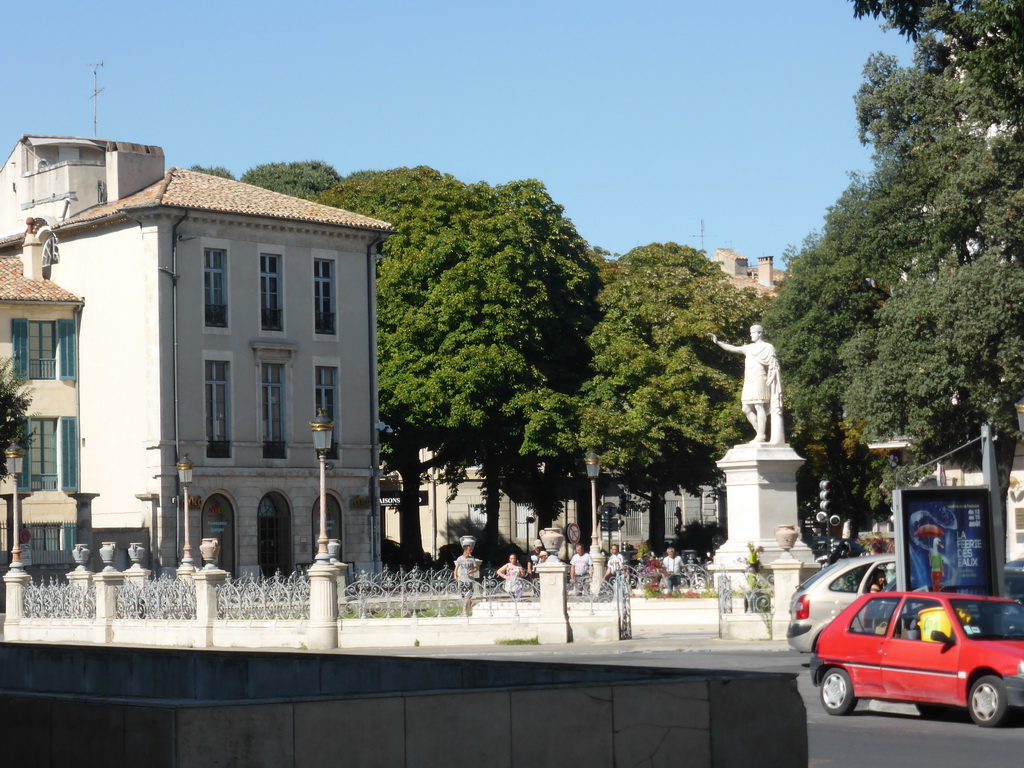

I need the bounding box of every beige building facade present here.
[0,136,392,575]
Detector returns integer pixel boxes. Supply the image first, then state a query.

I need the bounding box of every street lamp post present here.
[585,451,601,552]
[5,444,24,570]
[176,454,194,571]
[310,409,334,564]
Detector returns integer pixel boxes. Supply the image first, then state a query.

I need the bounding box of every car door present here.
[836,595,899,695]
[881,597,960,704]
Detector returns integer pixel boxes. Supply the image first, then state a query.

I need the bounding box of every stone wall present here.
[0,644,807,768]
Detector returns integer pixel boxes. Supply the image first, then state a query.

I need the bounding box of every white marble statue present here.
[709,324,785,444]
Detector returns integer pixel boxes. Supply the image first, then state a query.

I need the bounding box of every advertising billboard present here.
[893,487,993,595]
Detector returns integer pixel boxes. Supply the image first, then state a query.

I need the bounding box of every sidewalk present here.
[0,613,790,656]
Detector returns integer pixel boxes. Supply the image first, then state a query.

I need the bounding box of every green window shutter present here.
[17,417,29,492]
[60,417,78,492]
[12,319,28,378]
[58,319,76,381]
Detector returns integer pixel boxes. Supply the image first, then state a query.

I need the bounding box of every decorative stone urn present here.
[199,538,221,570]
[774,524,800,554]
[327,539,342,563]
[99,541,118,572]
[127,542,146,569]
[539,528,565,559]
[459,535,476,551]
[72,543,91,572]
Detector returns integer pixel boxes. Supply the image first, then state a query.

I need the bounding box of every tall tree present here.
[188,165,236,179]
[320,167,600,561]
[241,160,343,199]
[0,358,31,481]
[581,243,766,548]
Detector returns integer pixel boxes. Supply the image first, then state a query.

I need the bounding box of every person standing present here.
[663,547,683,593]
[570,543,593,595]
[455,545,479,615]
[497,553,526,599]
[605,544,625,582]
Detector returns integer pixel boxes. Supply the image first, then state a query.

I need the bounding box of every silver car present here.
[787,553,896,652]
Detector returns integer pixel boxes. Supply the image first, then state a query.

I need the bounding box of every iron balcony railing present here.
[205,303,227,327]
[263,441,287,459]
[315,311,336,334]
[29,358,56,379]
[31,473,58,492]
[207,440,231,459]
[261,307,283,331]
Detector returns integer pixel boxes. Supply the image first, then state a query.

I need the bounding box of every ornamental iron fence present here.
[116,575,196,620]
[216,570,310,620]
[23,578,95,619]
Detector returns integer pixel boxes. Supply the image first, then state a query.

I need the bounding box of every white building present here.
[0,135,393,575]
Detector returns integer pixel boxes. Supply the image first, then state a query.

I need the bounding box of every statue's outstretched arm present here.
[709,333,742,354]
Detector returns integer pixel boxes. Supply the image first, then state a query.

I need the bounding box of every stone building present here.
[0,135,392,576]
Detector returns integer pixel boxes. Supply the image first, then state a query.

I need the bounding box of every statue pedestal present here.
[713,442,816,578]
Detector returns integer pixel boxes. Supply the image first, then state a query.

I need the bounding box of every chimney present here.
[22,218,44,281]
[758,256,774,287]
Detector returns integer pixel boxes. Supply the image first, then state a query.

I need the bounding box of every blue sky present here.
[2,0,910,262]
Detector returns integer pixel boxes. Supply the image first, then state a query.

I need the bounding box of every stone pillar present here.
[92,571,124,644]
[307,564,339,650]
[713,443,815,584]
[3,569,31,641]
[537,559,570,644]
[590,552,607,596]
[192,568,227,648]
[124,566,151,588]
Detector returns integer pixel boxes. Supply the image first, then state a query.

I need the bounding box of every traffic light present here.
[816,480,832,524]
[600,517,624,532]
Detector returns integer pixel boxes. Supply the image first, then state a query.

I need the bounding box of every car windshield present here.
[949,599,1024,640]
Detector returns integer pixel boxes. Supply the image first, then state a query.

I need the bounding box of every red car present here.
[811,592,1024,727]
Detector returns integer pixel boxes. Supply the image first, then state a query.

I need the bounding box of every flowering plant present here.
[858,533,893,554]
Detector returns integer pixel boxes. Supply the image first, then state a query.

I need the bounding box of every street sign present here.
[566,523,580,545]
[19,528,31,545]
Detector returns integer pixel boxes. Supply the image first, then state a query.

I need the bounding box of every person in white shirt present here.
[663,547,683,592]
[569,544,593,594]
[605,544,625,582]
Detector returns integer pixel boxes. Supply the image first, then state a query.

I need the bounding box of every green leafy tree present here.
[241,160,343,200]
[581,243,766,547]
[771,2,1024,525]
[188,165,236,180]
[320,167,600,560]
[0,358,31,481]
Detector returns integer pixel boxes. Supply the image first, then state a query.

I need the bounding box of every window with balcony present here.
[260,253,283,331]
[314,259,335,334]
[12,318,76,381]
[204,249,227,327]
[205,361,231,458]
[262,363,285,458]
[20,417,78,493]
[314,366,338,459]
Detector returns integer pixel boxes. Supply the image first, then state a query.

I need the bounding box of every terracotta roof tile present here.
[58,168,393,233]
[0,258,80,302]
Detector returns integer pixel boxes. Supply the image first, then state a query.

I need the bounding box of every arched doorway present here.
[201,494,235,575]
[310,494,342,562]
[257,491,291,577]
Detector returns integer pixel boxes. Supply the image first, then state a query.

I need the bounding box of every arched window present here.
[201,494,235,575]
[310,495,342,561]
[257,491,291,577]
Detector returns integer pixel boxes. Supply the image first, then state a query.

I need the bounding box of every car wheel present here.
[820,668,857,716]
[968,676,1010,727]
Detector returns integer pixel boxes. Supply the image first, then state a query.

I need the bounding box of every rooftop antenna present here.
[88,61,104,137]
